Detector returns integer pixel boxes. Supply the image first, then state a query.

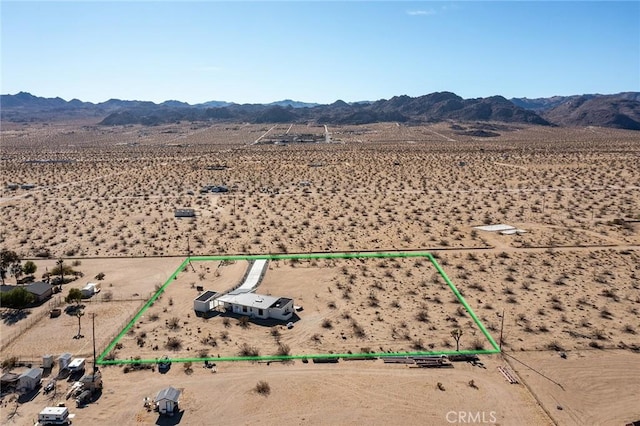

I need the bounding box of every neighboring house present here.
[26,281,53,302]
[0,282,52,304]
[18,367,42,392]
[216,293,294,321]
[155,386,181,415]
[193,291,218,313]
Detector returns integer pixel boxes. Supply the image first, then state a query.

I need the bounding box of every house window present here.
[242,306,247,313]
[258,309,263,316]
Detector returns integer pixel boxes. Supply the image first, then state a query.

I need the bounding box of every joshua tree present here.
[75,309,85,339]
[56,259,64,284]
[451,328,463,351]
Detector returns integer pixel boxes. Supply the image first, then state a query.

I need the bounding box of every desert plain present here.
[1,120,639,425]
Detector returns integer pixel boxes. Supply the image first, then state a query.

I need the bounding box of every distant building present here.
[174,208,196,218]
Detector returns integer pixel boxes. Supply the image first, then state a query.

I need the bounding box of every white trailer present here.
[38,406,70,425]
[68,358,85,372]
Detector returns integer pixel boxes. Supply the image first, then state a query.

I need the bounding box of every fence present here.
[0,295,150,356]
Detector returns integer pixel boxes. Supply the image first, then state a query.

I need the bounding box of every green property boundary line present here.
[97,252,500,365]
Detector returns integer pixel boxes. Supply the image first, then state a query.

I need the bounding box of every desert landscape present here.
[1,120,639,425]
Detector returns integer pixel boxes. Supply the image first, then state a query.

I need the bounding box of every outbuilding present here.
[155,386,181,415]
[193,290,218,313]
[58,353,72,370]
[18,367,42,392]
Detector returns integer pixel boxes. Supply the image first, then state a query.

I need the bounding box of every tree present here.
[65,288,83,305]
[0,287,34,310]
[74,309,85,339]
[451,328,464,351]
[22,261,37,276]
[56,259,65,284]
[0,249,21,285]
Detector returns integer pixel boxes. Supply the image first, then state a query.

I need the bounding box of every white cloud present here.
[407,9,436,16]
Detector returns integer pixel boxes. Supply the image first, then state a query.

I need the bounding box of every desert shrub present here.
[167,317,180,330]
[238,316,250,329]
[276,343,290,356]
[95,272,105,280]
[223,317,231,328]
[351,321,366,338]
[165,336,182,351]
[416,307,429,322]
[255,380,270,395]
[183,361,193,374]
[321,319,333,329]
[239,343,260,357]
[270,327,281,340]
[546,341,565,351]
[102,290,113,301]
[471,339,485,350]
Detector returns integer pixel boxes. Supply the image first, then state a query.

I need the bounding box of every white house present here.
[155,386,181,415]
[193,290,218,313]
[18,367,42,392]
[217,293,294,321]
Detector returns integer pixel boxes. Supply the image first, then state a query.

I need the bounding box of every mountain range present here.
[2,91,639,130]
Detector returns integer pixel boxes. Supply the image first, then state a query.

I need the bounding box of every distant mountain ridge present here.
[2,90,639,130]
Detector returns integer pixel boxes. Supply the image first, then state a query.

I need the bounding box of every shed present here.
[58,353,72,370]
[193,290,218,313]
[155,386,181,415]
[18,367,42,392]
[43,354,54,369]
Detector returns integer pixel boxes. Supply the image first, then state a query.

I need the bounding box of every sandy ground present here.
[1,121,639,425]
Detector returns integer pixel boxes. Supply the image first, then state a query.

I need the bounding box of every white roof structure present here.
[474,224,527,234]
[473,224,516,232]
[217,292,280,309]
[40,407,68,416]
[155,386,181,403]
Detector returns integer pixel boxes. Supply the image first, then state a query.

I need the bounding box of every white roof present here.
[500,229,527,235]
[217,292,280,309]
[40,407,68,415]
[473,224,516,232]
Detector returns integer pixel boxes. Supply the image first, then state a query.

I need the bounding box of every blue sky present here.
[1,1,638,104]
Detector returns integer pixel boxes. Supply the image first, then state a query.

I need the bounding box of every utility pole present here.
[92,313,97,373]
[187,235,195,272]
[499,309,505,351]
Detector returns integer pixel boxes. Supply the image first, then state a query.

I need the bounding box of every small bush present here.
[321,318,333,329]
[239,343,260,357]
[167,317,180,330]
[255,380,271,395]
[165,336,182,351]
